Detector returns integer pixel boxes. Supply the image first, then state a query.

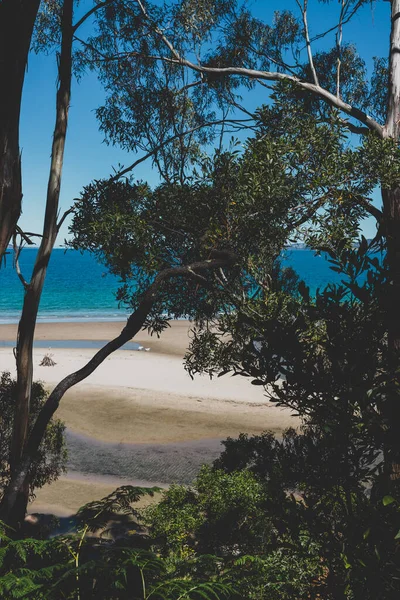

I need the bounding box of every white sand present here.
[1,346,268,402]
[0,321,297,515]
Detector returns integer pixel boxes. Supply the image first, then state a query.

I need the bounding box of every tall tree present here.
[0,0,41,259]
[77,0,400,482]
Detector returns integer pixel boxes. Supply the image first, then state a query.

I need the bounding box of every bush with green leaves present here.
[69,103,375,336]
[181,242,400,598]
[145,466,324,600]
[0,372,66,500]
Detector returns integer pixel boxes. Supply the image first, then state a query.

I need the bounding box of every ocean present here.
[0,247,349,324]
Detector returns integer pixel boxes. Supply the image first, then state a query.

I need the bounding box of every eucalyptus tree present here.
[0,0,220,526]
[73,0,400,482]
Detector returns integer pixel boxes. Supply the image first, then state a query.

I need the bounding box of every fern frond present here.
[76,485,162,532]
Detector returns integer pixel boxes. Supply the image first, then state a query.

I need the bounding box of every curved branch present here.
[0,251,236,520]
[110,119,253,181]
[309,0,365,44]
[173,64,382,137]
[12,234,29,290]
[72,0,115,33]
[353,195,383,222]
[133,0,383,138]
[297,0,319,86]
[57,204,78,232]
[339,118,369,136]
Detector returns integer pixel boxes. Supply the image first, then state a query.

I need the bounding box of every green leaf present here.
[382,495,396,506]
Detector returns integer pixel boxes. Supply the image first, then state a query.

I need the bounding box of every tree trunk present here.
[0,0,41,260]
[381,187,400,485]
[381,1,400,486]
[8,0,74,528]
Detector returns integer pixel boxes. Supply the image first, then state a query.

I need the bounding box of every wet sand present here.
[0,319,193,356]
[0,320,298,515]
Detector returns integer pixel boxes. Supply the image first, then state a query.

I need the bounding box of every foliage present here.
[144,467,324,600]
[139,243,400,599]
[69,101,379,338]
[49,0,388,181]
[0,372,66,499]
[179,239,400,598]
[67,85,400,596]
[0,486,232,599]
[146,466,270,557]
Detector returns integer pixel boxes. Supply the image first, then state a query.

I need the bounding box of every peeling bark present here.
[0,0,41,259]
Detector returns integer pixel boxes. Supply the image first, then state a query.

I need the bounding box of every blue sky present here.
[19,0,390,244]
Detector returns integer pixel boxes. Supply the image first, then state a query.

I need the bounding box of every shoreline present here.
[0,319,193,356]
[0,320,298,516]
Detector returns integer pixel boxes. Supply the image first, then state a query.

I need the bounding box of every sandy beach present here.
[0,320,297,515]
[0,319,193,356]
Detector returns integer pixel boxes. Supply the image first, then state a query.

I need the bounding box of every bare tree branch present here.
[15,226,37,246]
[336,0,346,99]
[72,0,115,33]
[12,234,29,290]
[309,0,365,44]
[297,0,319,86]
[57,204,78,232]
[132,0,383,137]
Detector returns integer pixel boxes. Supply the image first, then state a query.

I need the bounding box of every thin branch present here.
[288,195,328,231]
[57,204,78,232]
[309,0,365,44]
[246,41,300,75]
[72,0,115,33]
[110,118,253,181]
[15,226,37,245]
[135,0,181,62]
[297,0,319,86]
[336,0,346,98]
[175,80,203,94]
[74,36,169,65]
[339,118,369,136]
[12,234,29,290]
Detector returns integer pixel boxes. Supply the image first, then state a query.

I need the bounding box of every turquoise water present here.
[0,247,347,324]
